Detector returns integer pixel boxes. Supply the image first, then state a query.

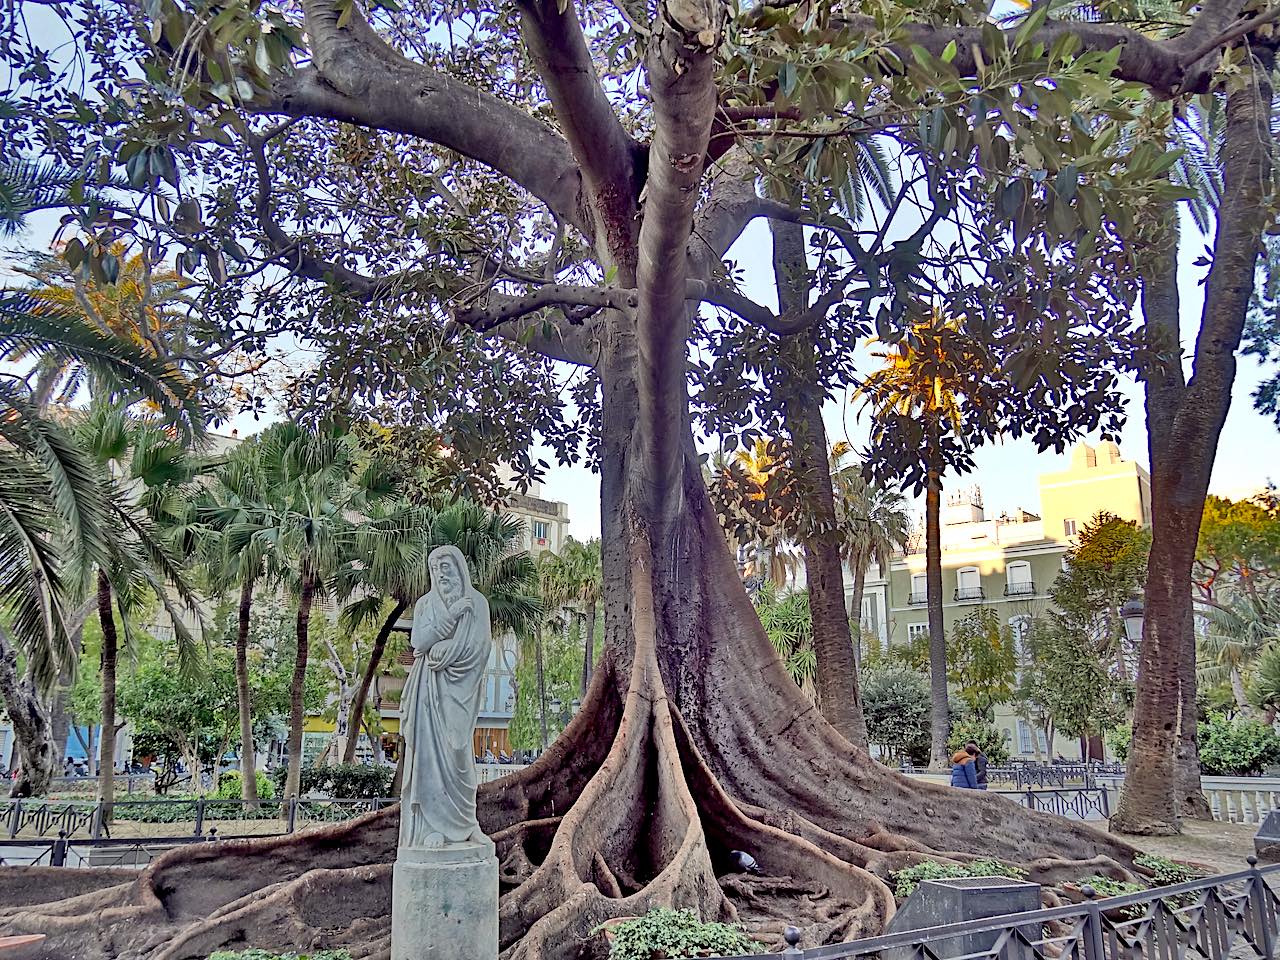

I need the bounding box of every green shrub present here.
[1198,713,1280,775]
[208,951,351,960]
[1079,875,1146,918]
[946,715,1010,766]
[1133,853,1207,886]
[891,859,1025,899]
[215,770,277,801]
[269,763,393,799]
[598,909,760,960]
[1104,723,1131,763]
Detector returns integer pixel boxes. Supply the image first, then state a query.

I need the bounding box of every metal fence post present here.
[1248,856,1276,960]
[193,797,205,836]
[1026,788,1037,812]
[782,926,802,956]
[1080,886,1108,960]
[50,830,67,867]
[286,797,297,834]
[7,800,20,839]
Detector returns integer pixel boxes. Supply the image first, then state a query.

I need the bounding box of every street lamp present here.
[1120,597,1145,645]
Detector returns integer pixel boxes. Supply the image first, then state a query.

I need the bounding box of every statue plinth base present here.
[392,839,498,960]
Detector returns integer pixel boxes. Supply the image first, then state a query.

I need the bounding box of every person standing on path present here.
[965,741,989,790]
[950,750,979,789]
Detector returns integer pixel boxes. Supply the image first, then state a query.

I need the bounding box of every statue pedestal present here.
[392,839,498,960]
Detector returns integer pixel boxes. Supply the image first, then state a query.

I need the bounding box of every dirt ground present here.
[1124,819,1262,873]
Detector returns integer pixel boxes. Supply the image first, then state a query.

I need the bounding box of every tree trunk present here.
[236,577,259,806]
[1230,667,1250,712]
[925,460,949,767]
[771,217,868,748]
[284,567,315,800]
[850,562,868,667]
[96,569,117,822]
[1114,60,1272,834]
[343,599,407,764]
[580,602,596,699]
[535,626,549,751]
[0,624,55,798]
[330,678,354,767]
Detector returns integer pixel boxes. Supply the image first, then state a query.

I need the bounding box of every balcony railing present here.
[1004,580,1036,597]
[908,590,928,605]
[953,586,986,602]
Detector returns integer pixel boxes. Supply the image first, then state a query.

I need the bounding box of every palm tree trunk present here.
[0,623,55,797]
[580,602,596,699]
[1230,667,1250,713]
[284,567,315,800]
[849,562,868,667]
[342,599,406,764]
[536,626,548,751]
[771,216,868,747]
[925,460,949,768]
[236,577,259,806]
[96,569,117,822]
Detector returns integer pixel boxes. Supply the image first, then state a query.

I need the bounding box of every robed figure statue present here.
[399,544,492,849]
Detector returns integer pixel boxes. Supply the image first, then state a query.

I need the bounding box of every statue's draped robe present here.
[400,588,491,847]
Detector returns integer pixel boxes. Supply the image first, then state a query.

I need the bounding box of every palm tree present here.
[1200,586,1280,712]
[710,440,801,589]
[538,538,602,698]
[235,423,392,799]
[753,584,818,703]
[193,441,278,803]
[832,458,912,664]
[74,405,206,817]
[859,318,974,766]
[0,289,206,796]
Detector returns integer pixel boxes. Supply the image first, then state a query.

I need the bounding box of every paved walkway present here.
[1125,819,1260,874]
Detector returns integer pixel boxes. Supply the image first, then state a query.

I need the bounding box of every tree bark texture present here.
[925,465,949,767]
[342,600,406,764]
[771,217,868,748]
[1114,60,1272,834]
[0,0,1202,952]
[0,625,55,798]
[581,602,596,700]
[236,578,259,805]
[96,569,118,821]
[284,567,315,800]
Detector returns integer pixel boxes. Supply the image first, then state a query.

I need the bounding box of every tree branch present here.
[518,0,641,252]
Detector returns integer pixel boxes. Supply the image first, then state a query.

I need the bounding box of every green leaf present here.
[941,40,957,63]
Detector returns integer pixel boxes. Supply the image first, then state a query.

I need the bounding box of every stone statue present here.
[399,544,491,849]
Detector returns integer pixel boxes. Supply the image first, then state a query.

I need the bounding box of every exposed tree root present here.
[0,509,1141,960]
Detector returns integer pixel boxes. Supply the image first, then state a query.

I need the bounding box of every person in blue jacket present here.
[950,749,979,789]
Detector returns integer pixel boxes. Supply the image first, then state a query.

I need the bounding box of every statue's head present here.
[429,544,471,603]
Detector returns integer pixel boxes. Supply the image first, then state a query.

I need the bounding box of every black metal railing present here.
[908,591,928,605]
[1004,581,1037,597]
[0,830,218,868]
[953,586,986,602]
[1014,787,1110,820]
[717,859,1280,960]
[0,797,398,842]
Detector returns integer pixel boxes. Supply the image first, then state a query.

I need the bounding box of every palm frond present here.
[0,292,206,438]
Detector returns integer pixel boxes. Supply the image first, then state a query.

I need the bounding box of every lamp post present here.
[1120,597,1144,645]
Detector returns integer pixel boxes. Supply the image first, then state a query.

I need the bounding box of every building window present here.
[533,521,549,540]
[907,623,929,643]
[1064,518,1078,537]
[954,567,984,602]
[1008,615,1032,651]
[1017,720,1049,755]
[909,573,927,605]
[859,595,878,633]
[1004,561,1034,597]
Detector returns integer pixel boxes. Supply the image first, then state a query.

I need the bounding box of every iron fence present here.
[721,858,1280,960]
[0,831,216,868]
[1013,787,1110,820]
[0,796,399,842]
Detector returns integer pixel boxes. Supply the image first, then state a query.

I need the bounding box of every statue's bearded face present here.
[434,556,463,602]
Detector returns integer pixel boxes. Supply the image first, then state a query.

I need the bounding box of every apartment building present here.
[855,441,1151,760]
